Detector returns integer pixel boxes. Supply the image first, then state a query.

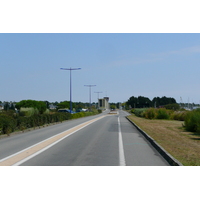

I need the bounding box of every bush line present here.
[131,108,200,134]
[0,110,101,136]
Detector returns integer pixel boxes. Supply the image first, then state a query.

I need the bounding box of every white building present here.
[98,97,109,110]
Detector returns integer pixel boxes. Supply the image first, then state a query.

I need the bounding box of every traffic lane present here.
[20,115,119,166]
[0,112,107,160]
[119,113,169,166]
[1,116,106,166]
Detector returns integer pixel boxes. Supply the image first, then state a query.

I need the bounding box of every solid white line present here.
[118,116,126,166]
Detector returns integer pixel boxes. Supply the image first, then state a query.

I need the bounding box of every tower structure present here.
[98,97,110,110]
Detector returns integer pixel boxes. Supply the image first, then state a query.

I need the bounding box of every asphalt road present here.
[0,110,169,166]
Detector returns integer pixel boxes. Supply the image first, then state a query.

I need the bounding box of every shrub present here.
[20,107,39,117]
[164,103,180,110]
[0,108,100,135]
[44,109,50,114]
[184,109,200,133]
[98,109,102,114]
[171,111,188,121]
[71,112,85,119]
[0,114,17,135]
[133,108,147,117]
[144,108,156,119]
[16,100,47,114]
[156,108,170,119]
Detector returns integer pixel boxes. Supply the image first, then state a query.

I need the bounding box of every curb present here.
[126,116,183,166]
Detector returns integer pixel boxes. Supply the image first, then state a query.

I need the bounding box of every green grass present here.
[127,114,200,166]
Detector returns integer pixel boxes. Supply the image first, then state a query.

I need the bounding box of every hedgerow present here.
[0,110,99,136]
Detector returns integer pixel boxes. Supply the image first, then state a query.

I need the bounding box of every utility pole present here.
[84,85,96,111]
[94,91,102,108]
[60,68,81,113]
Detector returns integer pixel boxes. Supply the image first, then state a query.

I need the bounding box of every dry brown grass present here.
[127,114,200,166]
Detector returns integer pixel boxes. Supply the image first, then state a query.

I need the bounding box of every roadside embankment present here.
[126,114,200,166]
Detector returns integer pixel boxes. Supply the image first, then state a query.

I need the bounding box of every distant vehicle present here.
[58,109,76,114]
[70,110,76,114]
[76,108,88,112]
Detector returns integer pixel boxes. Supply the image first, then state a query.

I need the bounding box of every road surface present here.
[0,110,169,166]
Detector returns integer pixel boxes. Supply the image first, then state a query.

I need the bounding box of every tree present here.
[152,96,176,107]
[127,96,152,108]
[45,101,50,109]
[56,101,71,110]
[4,102,9,111]
[15,100,47,114]
[127,96,138,108]
[164,103,180,110]
[137,96,152,108]
[110,103,116,110]
[10,103,15,110]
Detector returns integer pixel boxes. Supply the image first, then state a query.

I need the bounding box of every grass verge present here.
[127,114,200,166]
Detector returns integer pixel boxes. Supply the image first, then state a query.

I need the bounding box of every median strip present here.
[0,115,106,166]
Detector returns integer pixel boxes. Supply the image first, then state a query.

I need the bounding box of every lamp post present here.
[84,85,96,111]
[60,68,81,113]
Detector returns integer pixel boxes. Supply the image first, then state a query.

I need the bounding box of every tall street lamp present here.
[60,68,81,113]
[84,85,96,111]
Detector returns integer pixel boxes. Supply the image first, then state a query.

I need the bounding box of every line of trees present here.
[0,100,97,112]
[126,96,177,109]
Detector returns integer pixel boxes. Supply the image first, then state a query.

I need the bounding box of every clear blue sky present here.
[1,33,200,104]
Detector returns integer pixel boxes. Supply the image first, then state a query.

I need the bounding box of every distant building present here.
[49,104,57,110]
[0,104,3,110]
[98,97,109,110]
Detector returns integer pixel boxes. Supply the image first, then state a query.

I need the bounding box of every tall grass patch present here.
[171,111,188,121]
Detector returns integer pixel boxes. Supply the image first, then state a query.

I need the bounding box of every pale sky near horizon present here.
[1,33,200,104]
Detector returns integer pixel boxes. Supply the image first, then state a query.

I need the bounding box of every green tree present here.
[4,102,9,111]
[45,101,50,109]
[15,100,47,114]
[152,96,176,107]
[110,104,116,110]
[57,101,71,110]
[127,96,152,108]
[164,103,180,110]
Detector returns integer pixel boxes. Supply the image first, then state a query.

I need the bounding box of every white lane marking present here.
[118,116,126,166]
